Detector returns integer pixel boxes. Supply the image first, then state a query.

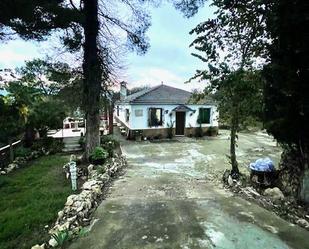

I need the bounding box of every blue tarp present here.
[249,158,275,172]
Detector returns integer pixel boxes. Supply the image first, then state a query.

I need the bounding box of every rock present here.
[243,187,260,197]
[296,218,309,228]
[91,185,102,195]
[76,204,84,213]
[48,237,58,247]
[59,221,70,231]
[227,175,234,186]
[82,180,98,190]
[264,187,285,201]
[58,210,64,219]
[66,195,78,206]
[5,163,18,173]
[31,245,44,249]
[87,164,94,173]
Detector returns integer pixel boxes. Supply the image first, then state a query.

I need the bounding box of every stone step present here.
[63,137,81,143]
[64,143,81,149]
[62,147,82,152]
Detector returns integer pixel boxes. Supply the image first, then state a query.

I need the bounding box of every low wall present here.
[115,116,218,139]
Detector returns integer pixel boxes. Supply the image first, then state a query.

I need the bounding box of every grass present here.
[0,154,72,249]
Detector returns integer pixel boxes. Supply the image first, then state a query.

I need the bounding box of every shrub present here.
[14,147,32,158]
[100,135,119,147]
[167,121,174,139]
[89,147,108,165]
[31,137,63,154]
[49,139,64,154]
[206,126,217,136]
[78,136,85,150]
[132,130,143,141]
[97,165,106,175]
[52,229,70,248]
[100,135,119,157]
[194,126,203,138]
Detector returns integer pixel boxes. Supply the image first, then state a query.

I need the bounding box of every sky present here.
[0,2,214,92]
[124,2,215,91]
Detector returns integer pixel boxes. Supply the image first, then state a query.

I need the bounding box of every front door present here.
[175,112,185,135]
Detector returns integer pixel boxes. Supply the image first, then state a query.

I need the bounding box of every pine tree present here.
[0,0,152,159]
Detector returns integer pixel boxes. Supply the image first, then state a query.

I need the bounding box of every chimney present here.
[120,81,127,100]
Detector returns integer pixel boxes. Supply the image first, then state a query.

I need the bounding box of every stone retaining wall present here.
[31,154,127,249]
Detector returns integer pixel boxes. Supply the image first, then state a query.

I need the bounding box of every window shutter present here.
[148,108,151,127]
[205,108,210,123]
[198,108,211,124]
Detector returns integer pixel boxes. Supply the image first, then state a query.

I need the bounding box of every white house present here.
[115,82,219,139]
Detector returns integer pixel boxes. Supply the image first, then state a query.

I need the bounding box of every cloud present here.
[126,67,205,91]
[0,40,42,68]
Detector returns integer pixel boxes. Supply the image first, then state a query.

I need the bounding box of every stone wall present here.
[31,154,127,249]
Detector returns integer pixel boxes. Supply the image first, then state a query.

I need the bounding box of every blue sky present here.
[0,2,214,92]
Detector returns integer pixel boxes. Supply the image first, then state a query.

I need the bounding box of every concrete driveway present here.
[68,131,309,249]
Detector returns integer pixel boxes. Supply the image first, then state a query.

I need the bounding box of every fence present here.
[0,140,21,170]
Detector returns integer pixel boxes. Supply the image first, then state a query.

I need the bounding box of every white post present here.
[69,161,77,191]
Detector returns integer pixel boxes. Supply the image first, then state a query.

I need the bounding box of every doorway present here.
[175,112,185,136]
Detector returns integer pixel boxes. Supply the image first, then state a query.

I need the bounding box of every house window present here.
[135,109,143,117]
[125,109,130,122]
[116,106,119,116]
[198,108,211,124]
[148,108,163,127]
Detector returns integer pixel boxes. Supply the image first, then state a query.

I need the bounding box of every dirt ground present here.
[118,129,282,183]
[67,130,309,249]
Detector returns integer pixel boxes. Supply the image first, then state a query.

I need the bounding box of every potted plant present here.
[133,130,143,141]
[207,126,218,136]
[89,147,108,165]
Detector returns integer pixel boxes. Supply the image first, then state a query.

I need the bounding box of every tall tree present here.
[82,0,101,157]
[0,94,24,161]
[17,58,72,95]
[0,0,152,159]
[263,0,309,200]
[186,0,269,174]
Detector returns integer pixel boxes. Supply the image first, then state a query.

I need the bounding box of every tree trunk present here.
[24,126,35,147]
[230,112,239,175]
[108,103,114,134]
[82,0,102,160]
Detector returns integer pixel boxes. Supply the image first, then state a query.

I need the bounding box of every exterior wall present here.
[115,103,219,138]
[139,127,217,139]
[115,104,132,129]
[127,104,218,130]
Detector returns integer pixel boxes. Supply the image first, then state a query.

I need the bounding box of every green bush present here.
[78,136,85,150]
[14,147,32,158]
[89,147,108,165]
[206,126,217,136]
[51,229,70,248]
[48,139,64,154]
[100,135,119,157]
[97,165,106,175]
[31,137,63,154]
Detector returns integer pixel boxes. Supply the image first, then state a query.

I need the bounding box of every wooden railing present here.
[0,140,21,170]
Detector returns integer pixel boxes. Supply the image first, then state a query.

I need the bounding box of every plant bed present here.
[89,147,108,165]
[45,154,127,248]
[0,137,64,175]
[0,154,72,249]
